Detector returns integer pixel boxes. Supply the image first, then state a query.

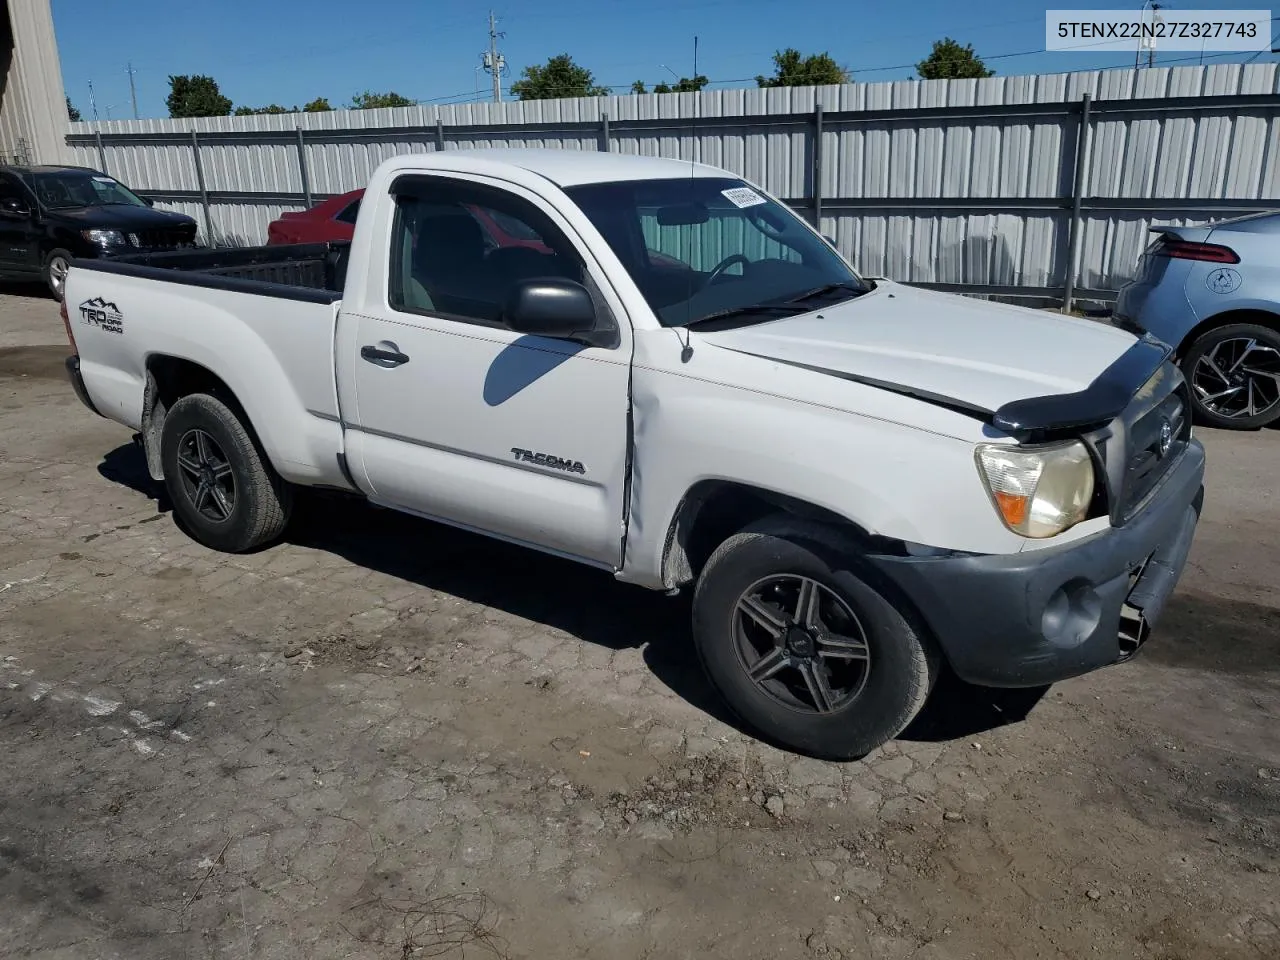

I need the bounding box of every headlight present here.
[82,229,127,247]
[975,440,1095,538]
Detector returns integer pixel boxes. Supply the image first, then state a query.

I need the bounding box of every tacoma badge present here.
[511,447,586,475]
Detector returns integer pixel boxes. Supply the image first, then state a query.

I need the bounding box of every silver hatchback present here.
[1114,211,1280,430]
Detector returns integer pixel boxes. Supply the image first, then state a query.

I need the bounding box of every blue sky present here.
[53,0,1279,119]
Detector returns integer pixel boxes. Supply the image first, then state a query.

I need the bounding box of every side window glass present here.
[389,179,587,327]
[334,198,361,224]
[0,175,24,205]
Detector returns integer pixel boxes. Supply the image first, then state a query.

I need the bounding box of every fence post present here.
[1062,93,1092,314]
[436,117,445,150]
[94,129,107,174]
[190,130,214,247]
[295,128,312,208]
[812,104,824,228]
[600,112,610,152]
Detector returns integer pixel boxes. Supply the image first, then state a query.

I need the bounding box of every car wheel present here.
[1181,323,1280,430]
[42,248,73,301]
[160,393,292,552]
[691,518,937,760]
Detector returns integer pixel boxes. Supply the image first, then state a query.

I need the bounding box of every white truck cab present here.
[62,149,1205,758]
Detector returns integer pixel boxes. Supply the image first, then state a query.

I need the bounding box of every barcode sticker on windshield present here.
[721,186,766,208]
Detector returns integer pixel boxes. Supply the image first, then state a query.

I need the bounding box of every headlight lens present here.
[975,440,1095,538]
[82,229,127,247]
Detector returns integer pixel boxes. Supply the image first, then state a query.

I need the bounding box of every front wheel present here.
[42,248,73,301]
[692,520,937,760]
[160,393,292,552]
[1182,323,1280,429]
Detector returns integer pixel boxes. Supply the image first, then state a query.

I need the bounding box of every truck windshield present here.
[564,176,868,328]
[28,172,147,210]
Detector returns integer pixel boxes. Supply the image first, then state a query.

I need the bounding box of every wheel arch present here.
[660,479,880,590]
[1174,307,1280,357]
[142,354,264,482]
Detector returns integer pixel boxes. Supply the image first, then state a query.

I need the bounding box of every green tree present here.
[755,49,849,88]
[233,103,293,116]
[303,97,333,112]
[916,38,994,80]
[654,74,709,94]
[510,54,609,100]
[631,80,648,95]
[166,74,233,118]
[348,91,414,109]
[66,96,82,122]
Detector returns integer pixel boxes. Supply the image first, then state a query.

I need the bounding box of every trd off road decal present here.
[79,297,124,335]
[510,447,586,475]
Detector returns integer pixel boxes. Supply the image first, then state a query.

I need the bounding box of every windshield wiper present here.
[677,302,812,329]
[784,281,867,305]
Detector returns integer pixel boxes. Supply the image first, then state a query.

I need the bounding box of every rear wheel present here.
[160,393,292,552]
[692,519,937,760]
[1182,323,1280,429]
[42,248,73,301]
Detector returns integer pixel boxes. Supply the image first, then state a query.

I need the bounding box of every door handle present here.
[360,342,410,367]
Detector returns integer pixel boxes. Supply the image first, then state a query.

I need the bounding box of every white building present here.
[0,0,68,164]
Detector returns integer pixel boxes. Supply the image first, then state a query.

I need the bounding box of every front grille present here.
[127,228,196,250]
[1081,361,1189,525]
[1120,387,1187,517]
[1110,367,1191,521]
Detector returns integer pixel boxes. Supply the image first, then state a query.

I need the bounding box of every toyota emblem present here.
[1158,419,1173,457]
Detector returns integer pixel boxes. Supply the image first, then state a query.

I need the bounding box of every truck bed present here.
[72,241,350,303]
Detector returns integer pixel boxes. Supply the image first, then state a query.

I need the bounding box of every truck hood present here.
[696,281,1138,415]
[46,204,197,231]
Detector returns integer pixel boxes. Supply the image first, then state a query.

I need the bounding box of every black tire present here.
[692,518,937,760]
[160,393,292,552]
[42,248,73,301]
[1181,322,1280,430]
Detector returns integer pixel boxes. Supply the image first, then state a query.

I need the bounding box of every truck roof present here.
[407,148,727,187]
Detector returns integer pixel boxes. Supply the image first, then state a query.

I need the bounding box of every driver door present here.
[341,173,634,568]
[0,174,37,273]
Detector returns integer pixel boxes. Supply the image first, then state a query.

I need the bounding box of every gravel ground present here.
[1,288,1277,960]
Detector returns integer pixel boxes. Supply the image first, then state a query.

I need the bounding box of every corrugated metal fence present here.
[65,63,1280,307]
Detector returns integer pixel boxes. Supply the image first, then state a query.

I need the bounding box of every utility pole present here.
[481,11,505,103]
[127,62,139,119]
[1147,4,1161,68]
[1135,2,1162,69]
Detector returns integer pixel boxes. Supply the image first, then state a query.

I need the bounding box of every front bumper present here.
[65,355,103,417]
[864,439,1205,687]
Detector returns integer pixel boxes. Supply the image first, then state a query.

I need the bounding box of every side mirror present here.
[1,197,30,218]
[503,278,596,340]
[141,196,155,207]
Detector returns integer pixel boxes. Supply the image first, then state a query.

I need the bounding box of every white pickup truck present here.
[62,149,1205,759]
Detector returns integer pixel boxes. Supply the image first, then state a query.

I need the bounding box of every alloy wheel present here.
[175,428,236,523]
[48,256,69,298]
[732,574,872,714]
[1192,337,1280,420]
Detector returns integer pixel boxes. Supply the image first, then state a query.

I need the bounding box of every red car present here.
[267,190,362,244]
[267,188,550,251]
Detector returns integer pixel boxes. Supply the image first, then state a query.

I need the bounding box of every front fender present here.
[618,367,1025,589]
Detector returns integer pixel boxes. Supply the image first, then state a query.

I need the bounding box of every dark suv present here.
[0,164,199,299]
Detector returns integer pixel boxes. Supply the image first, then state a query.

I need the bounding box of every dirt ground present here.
[1,287,1277,960]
